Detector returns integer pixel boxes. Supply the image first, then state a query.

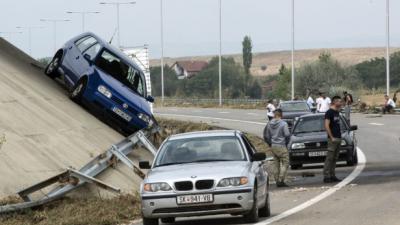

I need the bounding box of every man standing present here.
[317,92,331,113]
[307,91,315,108]
[266,100,276,121]
[343,91,353,122]
[263,109,291,187]
[383,94,396,114]
[323,96,343,183]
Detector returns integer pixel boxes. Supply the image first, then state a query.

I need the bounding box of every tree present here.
[242,36,253,95]
[274,64,291,100]
[242,35,253,75]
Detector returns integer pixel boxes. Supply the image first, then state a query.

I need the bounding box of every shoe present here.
[323,177,333,183]
[331,176,342,182]
[276,182,289,188]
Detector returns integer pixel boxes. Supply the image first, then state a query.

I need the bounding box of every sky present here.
[0,0,399,59]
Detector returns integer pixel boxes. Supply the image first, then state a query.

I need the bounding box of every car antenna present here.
[109,28,118,44]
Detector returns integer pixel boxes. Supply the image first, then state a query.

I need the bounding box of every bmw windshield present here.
[155,136,247,167]
[280,102,310,112]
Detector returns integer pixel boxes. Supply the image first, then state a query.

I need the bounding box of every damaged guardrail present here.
[0,129,158,213]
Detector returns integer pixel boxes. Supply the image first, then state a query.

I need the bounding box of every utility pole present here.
[16,26,44,56]
[66,11,100,32]
[291,0,295,100]
[0,31,22,43]
[219,0,222,106]
[160,0,165,104]
[100,1,136,48]
[386,0,390,96]
[40,19,70,53]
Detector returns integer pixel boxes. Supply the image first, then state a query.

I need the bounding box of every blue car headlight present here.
[98,85,112,99]
[138,113,152,125]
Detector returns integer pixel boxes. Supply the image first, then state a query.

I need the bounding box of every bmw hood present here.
[282,111,311,120]
[146,161,251,183]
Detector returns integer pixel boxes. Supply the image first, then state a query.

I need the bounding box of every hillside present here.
[150,47,400,76]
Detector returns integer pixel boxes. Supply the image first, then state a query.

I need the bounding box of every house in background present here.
[171,60,208,79]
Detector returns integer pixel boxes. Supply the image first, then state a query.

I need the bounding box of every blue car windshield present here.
[155,136,247,167]
[95,49,145,97]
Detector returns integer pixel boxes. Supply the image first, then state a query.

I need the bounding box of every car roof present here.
[168,130,242,141]
[73,32,142,72]
[280,100,307,104]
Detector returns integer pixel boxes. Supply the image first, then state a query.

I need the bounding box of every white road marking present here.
[218,111,230,114]
[247,112,260,116]
[155,112,367,225]
[369,122,384,126]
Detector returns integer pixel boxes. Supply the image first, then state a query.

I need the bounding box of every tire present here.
[69,78,87,103]
[243,185,259,223]
[45,54,62,79]
[143,217,159,225]
[291,164,302,170]
[161,217,175,224]
[347,149,358,166]
[258,192,271,217]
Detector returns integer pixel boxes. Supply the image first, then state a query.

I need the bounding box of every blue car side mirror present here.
[83,54,93,65]
[146,96,155,103]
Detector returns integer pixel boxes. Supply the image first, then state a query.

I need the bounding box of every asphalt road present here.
[146,107,400,225]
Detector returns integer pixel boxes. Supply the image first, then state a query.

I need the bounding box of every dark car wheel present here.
[161,217,175,224]
[69,78,87,103]
[143,218,159,225]
[45,55,61,79]
[243,185,259,223]
[291,164,302,170]
[258,191,271,217]
[347,149,358,166]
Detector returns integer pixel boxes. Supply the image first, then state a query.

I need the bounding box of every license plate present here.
[309,151,327,157]
[177,194,213,205]
[112,107,132,122]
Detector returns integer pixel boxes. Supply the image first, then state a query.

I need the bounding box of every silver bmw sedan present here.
[139,130,271,225]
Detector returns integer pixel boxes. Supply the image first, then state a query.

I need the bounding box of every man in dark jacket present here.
[263,109,291,187]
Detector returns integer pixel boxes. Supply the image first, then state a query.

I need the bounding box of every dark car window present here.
[83,43,101,60]
[241,134,256,156]
[95,49,146,97]
[76,36,97,53]
[155,136,246,167]
[294,115,348,134]
[280,102,310,112]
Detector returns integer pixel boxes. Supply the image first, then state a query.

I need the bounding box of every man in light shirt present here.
[383,94,396,114]
[266,100,276,121]
[316,92,331,113]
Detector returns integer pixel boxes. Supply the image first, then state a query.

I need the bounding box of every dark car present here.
[44,32,156,134]
[288,113,358,169]
[278,101,313,130]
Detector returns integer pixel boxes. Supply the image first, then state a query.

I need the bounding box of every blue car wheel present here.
[70,78,87,103]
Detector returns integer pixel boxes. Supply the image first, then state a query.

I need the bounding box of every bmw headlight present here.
[143,182,172,192]
[341,140,347,146]
[98,85,112,98]
[217,177,248,187]
[138,113,151,124]
[291,143,305,149]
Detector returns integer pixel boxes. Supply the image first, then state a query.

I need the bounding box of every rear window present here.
[280,102,310,112]
[76,36,97,52]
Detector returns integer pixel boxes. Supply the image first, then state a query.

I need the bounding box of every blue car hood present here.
[96,69,152,116]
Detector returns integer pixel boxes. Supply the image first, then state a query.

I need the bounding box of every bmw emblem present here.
[316,142,321,147]
[191,175,197,179]
[122,103,129,109]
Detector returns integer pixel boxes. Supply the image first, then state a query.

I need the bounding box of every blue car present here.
[45,32,156,134]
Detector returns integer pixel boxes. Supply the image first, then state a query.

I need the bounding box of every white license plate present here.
[177,194,213,205]
[112,107,132,122]
[309,151,327,157]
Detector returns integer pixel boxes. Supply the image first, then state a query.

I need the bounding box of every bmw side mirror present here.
[350,125,358,131]
[139,161,151,169]
[253,152,266,161]
[83,54,93,65]
[146,96,155,103]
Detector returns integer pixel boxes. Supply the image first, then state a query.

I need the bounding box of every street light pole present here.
[0,31,22,43]
[16,26,44,56]
[160,0,165,104]
[100,1,136,48]
[40,19,70,53]
[66,11,100,32]
[291,0,295,100]
[219,0,222,106]
[386,0,390,96]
